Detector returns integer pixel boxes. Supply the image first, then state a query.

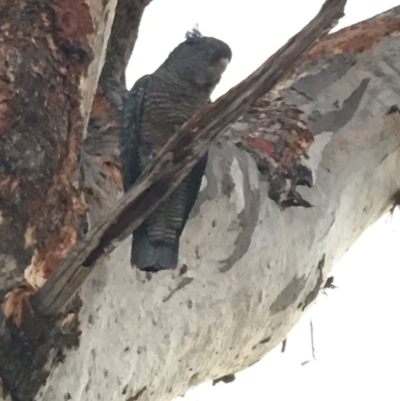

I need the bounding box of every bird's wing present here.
[177,100,211,234]
[177,152,208,236]
[120,74,151,191]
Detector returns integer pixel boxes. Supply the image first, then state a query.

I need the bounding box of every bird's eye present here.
[202,82,214,91]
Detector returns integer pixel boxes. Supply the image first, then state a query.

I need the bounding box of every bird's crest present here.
[186,25,203,41]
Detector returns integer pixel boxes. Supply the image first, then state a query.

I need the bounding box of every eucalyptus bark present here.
[32,0,346,317]
[0,1,399,401]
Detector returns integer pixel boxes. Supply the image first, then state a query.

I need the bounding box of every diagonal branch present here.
[85,0,153,164]
[100,0,153,87]
[32,0,347,316]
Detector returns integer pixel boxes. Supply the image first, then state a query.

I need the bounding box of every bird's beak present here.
[215,57,230,75]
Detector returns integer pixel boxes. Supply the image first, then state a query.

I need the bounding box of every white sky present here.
[126,1,400,400]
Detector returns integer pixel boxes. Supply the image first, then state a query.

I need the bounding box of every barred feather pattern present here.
[138,73,209,242]
[121,71,209,271]
[121,32,231,271]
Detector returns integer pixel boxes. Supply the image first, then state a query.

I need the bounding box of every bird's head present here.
[162,27,232,92]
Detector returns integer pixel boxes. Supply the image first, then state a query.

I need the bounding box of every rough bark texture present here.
[0,0,118,399]
[32,0,345,317]
[32,7,400,401]
[0,1,400,400]
[85,0,152,165]
[0,0,117,294]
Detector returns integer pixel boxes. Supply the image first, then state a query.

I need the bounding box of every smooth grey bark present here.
[32,0,345,316]
[34,10,400,401]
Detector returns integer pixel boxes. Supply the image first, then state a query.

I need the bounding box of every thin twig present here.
[310,318,316,361]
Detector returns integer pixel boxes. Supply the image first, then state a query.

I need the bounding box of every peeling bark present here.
[32,0,346,316]
[0,2,400,401]
[0,0,118,399]
[33,7,400,401]
[0,0,116,292]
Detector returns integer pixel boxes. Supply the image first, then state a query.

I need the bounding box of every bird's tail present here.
[130,227,179,272]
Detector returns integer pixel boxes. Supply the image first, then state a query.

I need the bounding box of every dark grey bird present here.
[120,28,231,272]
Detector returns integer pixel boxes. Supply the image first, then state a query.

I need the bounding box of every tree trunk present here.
[1,2,400,401]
